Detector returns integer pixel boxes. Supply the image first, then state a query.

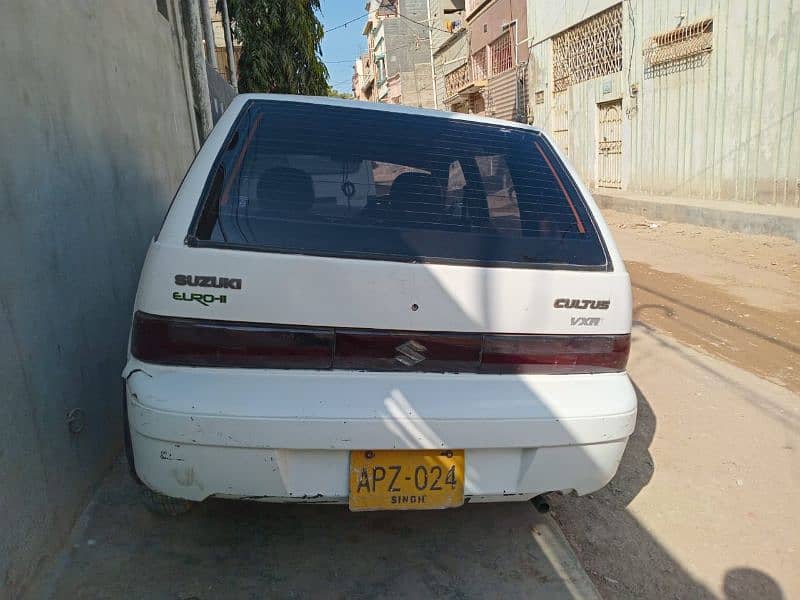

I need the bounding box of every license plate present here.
[349,449,465,511]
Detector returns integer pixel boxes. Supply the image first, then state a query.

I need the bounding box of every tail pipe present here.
[531,494,551,514]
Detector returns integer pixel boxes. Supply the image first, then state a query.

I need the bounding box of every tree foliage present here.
[326,86,353,99]
[224,0,329,95]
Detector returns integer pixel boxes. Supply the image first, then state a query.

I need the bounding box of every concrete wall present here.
[527,0,800,207]
[207,63,237,122]
[383,1,438,108]
[0,0,196,595]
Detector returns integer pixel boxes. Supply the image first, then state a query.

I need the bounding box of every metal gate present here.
[551,90,569,157]
[597,100,622,188]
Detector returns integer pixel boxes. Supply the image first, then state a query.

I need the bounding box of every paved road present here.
[27,469,598,599]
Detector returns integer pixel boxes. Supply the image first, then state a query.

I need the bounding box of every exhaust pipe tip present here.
[531,494,550,514]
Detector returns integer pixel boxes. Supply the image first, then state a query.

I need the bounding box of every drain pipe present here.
[426,0,438,109]
[531,494,551,514]
[220,0,238,91]
[198,0,218,68]
[182,0,214,140]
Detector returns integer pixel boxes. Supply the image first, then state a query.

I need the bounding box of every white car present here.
[123,94,636,515]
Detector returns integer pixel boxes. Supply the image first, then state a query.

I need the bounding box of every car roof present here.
[233,93,543,134]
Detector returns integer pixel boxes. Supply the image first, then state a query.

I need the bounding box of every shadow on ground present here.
[552,379,784,600]
[29,462,596,600]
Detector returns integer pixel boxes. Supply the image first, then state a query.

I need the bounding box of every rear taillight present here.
[480,334,630,374]
[130,312,333,369]
[130,312,629,374]
[334,331,481,372]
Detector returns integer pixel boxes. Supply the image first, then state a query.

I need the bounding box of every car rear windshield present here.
[191,99,608,269]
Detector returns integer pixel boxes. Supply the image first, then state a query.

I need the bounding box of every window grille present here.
[552,4,622,93]
[643,18,713,77]
[472,48,488,80]
[490,32,513,76]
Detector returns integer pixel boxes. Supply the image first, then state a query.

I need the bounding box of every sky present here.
[318,1,370,94]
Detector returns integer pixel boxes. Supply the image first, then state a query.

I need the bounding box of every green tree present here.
[224,0,328,95]
[326,86,353,99]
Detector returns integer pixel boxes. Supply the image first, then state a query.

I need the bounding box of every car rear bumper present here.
[124,360,637,503]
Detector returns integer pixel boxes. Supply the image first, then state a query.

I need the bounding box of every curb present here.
[593,193,800,242]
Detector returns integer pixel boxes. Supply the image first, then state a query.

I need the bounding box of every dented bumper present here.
[125,360,636,503]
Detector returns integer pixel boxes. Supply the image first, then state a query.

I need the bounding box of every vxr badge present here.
[571,317,601,326]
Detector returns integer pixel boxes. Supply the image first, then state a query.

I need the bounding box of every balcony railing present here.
[444,63,471,98]
[444,60,488,101]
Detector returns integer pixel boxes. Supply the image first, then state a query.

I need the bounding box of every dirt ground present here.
[551,211,800,599]
[606,211,800,392]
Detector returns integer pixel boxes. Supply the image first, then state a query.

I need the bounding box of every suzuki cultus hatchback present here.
[123,95,636,515]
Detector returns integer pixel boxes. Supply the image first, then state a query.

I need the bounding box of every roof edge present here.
[234,93,541,132]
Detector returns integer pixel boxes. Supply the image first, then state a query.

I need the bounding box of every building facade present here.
[358,0,437,108]
[440,0,529,119]
[352,52,375,101]
[430,0,468,109]
[435,26,469,110]
[526,0,800,206]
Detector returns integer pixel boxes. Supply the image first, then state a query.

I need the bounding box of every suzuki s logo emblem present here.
[395,340,427,367]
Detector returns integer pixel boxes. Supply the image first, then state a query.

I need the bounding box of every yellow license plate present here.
[349,449,465,511]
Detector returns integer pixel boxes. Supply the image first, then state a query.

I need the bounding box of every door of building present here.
[597,100,622,188]
[551,89,569,157]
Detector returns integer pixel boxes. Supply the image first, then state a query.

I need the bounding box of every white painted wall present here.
[527,0,800,206]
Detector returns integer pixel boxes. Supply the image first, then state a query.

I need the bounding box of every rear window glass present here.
[192,100,608,269]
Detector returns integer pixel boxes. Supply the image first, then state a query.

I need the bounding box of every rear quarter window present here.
[190,100,609,270]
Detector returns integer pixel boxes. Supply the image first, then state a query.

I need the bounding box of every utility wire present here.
[326,8,451,37]
[398,12,453,34]
[323,5,386,33]
[324,13,367,33]
[329,77,356,87]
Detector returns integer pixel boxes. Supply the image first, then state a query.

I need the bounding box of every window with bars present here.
[490,32,513,76]
[472,48,488,80]
[552,4,622,93]
[643,18,713,77]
